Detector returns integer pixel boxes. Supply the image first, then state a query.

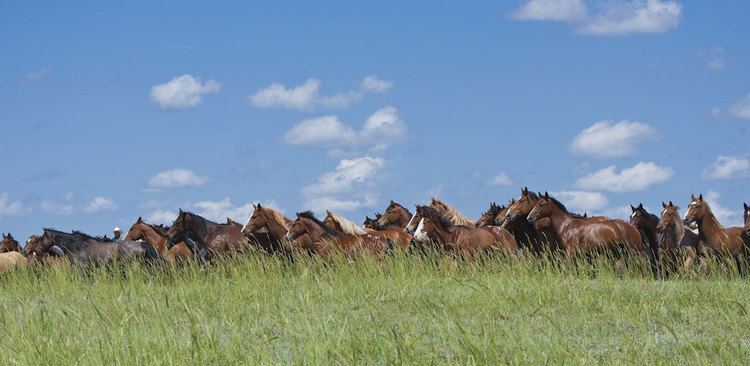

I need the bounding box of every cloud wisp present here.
[250,75,392,111]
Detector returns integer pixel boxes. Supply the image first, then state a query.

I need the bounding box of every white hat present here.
[113,227,122,232]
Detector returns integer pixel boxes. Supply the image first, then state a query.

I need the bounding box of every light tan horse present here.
[683,194,749,275]
[324,210,411,251]
[0,251,27,272]
[241,204,293,254]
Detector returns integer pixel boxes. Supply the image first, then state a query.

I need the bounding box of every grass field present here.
[1,253,749,365]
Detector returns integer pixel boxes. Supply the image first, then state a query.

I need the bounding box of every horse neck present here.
[142,226,168,252]
[265,215,291,242]
[696,213,725,243]
[547,208,575,238]
[189,216,219,241]
[303,219,329,243]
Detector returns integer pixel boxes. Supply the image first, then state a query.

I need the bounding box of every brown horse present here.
[124,217,192,264]
[363,215,380,229]
[165,210,246,260]
[0,233,20,253]
[504,188,561,254]
[375,201,413,229]
[324,210,411,250]
[475,202,507,228]
[285,211,391,259]
[241,204,293,255]
[25,228,160,265]
[656,201,699,276]
[527,193,651,276]
[428,198,475,226]
[683,194,748,275]
[407,205,517,256]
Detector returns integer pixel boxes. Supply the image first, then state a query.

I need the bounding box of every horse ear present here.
[137,216,143,223]
[630,204,636,211]
[744,203,749,211]
[544,191,549,199]
[662,202,667,208]
[522,187,528,195]
[691,194,696,201]
[698,194,703,201]
[390,200,395,205]
[179,208,184,214]
[669,201,673,207]
[638,203,643,209]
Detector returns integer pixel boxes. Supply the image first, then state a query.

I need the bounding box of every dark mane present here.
[388,201,411,216]
[43,228,109,252]
[420,205,455,228]
[297,211,343,237]
[547,197,569,213]
[526,191,539,200]
[178,210,219,226]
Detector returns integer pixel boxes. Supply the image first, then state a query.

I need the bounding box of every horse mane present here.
[263,206,292,230]
[430,198,475,225]
[297,211,342,237]
[525,191,539,200]
[43,228,103,252]
[328,211,366,235]
[388,201,412,217]
[546,196,569,214]
[420,205,456,229]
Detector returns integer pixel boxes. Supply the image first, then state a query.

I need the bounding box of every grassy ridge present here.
[0,254,749,365]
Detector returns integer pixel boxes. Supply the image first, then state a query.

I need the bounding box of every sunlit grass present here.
[0,251,748,364]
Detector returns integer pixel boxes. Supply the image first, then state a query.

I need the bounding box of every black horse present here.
[25,228,161,264]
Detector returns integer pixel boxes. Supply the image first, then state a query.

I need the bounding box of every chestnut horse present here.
[475,202,507,228]
[363,215,380,230]
[285,211,391,259]
[241,204,293,255]
[407,205,517,256]
[504,188,562,255]
[324,210,411,250]
[374,201,413,229]
[124,217,192,264]
[656,201,699,276]
[527,193,652,277]
[683,194,749,276]
[0,233,20,253]
[25,228,160,265]
[165,210,246,261]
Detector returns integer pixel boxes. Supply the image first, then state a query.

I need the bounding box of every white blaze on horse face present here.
[242,213,254,233]
[405,213,417,231]
[630,211,636,219]
[414,219,427,240]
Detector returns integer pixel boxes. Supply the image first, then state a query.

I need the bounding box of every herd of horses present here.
[2,188,750,279]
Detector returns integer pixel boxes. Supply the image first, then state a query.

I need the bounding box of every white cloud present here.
[0,193,30,217]
[282,116,358,148]
[512,0,587,22]
[25,67,50,82]
[193,198,255,222]
[150,74,221,110]
[704,190,741,227]
[553,191,608,212]
[575,162,675,192]
[512,0,682,36]
[146,209,177,225]
[302,156,384,214]
[702,155,750,180]
[40,192,75,215]
[147,169,208,189]
[283,106,406,155]
[569,120,657,158]
[710,107,722,118]
[702,46,727,71]
[359,75,394,93]
[729,94,750,120]
[487,172,513,187]
[249,75,392,111]
[303,156,385,196]
[82,196,118,214]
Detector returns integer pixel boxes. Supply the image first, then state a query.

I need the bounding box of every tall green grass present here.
[0,252,748,364]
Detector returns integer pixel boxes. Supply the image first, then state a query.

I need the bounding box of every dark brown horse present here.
[683,194,748,275]
[165,210,246,260]
[241,204,293,255]
[527,193,652,276]
[124,218,192,264]
[475,202,506,228]
[0,233,20,253]
[24,228,160,264]
[374,201,413,229]
[504,188,561,254]
[629,203,660,277]
[285,211,391,259]
[656,201,699,276]
[324,210,411,250]
[407,205,517,256]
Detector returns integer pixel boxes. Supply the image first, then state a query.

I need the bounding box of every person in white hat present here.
[113,227,122,240]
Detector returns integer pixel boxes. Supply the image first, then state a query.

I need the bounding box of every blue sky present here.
[1,0,749,240]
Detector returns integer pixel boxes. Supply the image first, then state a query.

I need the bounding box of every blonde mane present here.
[266,207,292,231]
[327,211,367,235]
[430,198,475,226]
